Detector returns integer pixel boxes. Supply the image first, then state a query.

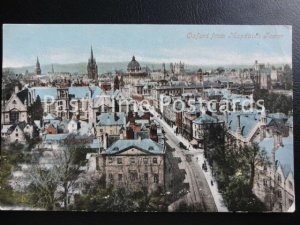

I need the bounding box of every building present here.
[35,57,42,75]
[123,56,149,85]
[254,133,294,212]
[93,138,165,192]
[171,61,185,75]
[87,47,98,80]
[1,121,38,144]
[1,86,28,125]
[95,112,126,138]
[226,111,264,145]
[28,86,103,122]
[192,113,224,148]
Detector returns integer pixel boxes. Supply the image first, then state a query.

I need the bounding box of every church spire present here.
[87,46,98,80]
[35,56,41,75]
[91,46,94,60]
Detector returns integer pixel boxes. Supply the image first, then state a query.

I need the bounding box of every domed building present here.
[123,56,149,86]
[127,56,141,73]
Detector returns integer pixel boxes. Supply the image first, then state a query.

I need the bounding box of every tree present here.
[27,167,61,210]
[27,145,92,210]
[202,123,268,211]
[241,143,270,188]
[28,95,44,121]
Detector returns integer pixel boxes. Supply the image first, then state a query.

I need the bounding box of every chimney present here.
[137,135,141,142]
[114,112,119,121]
[15,86,19,94]
[224,111,228,125]
[103,133,108,150]
[236,115,241,135]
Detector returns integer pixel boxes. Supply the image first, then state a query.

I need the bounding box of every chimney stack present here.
[236,115,241,135]
[103,133,108,150]
[15,86,19,94]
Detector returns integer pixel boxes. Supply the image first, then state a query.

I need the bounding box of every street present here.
[150,109,217,211]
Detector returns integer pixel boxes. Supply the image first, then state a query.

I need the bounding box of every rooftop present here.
[97,112,126,126]
[105,138,164,155]
[258,135,294,178]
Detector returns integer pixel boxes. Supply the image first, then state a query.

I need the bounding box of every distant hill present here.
[3,62,228,75]
[4,61,287,75]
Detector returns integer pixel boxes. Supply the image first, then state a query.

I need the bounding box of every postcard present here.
[1,25,293,212]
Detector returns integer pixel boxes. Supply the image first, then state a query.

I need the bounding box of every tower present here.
[87,46,98,80]
[35,57,42,75]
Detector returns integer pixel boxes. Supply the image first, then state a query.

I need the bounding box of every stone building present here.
[95,112,126,139]
[254,132,294,212]
[1,86,28,125]
[123,56,149,85]
[192,113,224,148]
[93,138,165,192]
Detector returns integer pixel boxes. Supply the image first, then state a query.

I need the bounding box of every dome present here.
[127,56,141,72]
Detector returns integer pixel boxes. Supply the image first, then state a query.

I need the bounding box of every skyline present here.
[3,25,292,68]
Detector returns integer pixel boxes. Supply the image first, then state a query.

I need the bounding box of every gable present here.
[5,94,26,112]
[118,147,149,155]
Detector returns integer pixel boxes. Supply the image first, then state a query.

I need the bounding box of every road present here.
[149,109,217,211]
[163,128,217,211]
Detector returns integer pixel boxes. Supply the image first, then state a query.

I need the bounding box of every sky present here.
[3,24,292,68]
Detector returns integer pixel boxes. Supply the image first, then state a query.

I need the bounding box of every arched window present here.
[12,100,17,104]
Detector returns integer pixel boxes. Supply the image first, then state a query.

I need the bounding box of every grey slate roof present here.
[105,139,164,155]
[97,112,126,126]
[193,114,223,125]
[227,111,261,139]
[29,87,57,100]
[287,116,293,128]
[258,135,294,178]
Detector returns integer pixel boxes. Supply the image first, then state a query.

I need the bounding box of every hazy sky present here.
[3,24,292,67]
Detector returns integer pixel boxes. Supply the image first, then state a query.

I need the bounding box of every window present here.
[15,133,18,137]
[118,174,122,181]
[117,158,122,164]
[143,158,148,164]
[144,173,148,182]
[277,190,282,199]
[153,157,157,164]
[10,112,19,123]
[263,179,268,187]
[108,173,113,182]
[5,115,8,118]
[129,170,138,181]
[154,174,159,184]
[12,100,17,104]
[289,181,293,190]
[15,139,18,143]
[130,157,135,164]
[277,175,282,183]
[108,157,113,163]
